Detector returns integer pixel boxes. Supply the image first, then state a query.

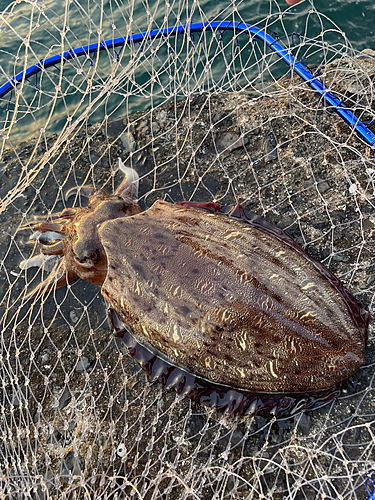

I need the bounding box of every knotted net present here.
[0,0,374,498]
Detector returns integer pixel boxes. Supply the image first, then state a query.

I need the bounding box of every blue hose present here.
[1,20,374,147]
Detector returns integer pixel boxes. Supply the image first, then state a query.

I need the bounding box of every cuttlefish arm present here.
[23,258,78,300]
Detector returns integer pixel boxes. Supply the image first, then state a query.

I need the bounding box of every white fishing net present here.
[0,0,374,498]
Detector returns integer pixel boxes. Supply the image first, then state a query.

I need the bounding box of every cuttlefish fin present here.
[115,158,139,201]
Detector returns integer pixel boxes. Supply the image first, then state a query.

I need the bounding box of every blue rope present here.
[1,20,374,147]
[365,475,375,500]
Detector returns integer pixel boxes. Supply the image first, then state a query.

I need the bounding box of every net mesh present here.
[0,0,374,498]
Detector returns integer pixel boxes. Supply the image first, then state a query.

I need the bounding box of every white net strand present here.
[0,0,374,498]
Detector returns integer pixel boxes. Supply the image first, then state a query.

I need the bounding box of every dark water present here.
[0,0,373,143]
[310,0,374,51]
[0,0,372,71]
[208,0,374,52]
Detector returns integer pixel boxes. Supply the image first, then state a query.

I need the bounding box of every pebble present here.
[317,180,330,194]
[212,111,227,124]
[116,443,126,458]
[41,351,50,363]
[304,178,315,189]
[297,413,312,435]
[59,387,72,410]
[60,451,85,475]
[218,132,249,152]
[76,357,90,372]
[70,310,79,323]
[304,178,330,193]
[265,138,278,161]
[12,389,25,407]
[120,131,136,152]
[332,254,349,262]
[90,154,100,164]
[157,110,167,123]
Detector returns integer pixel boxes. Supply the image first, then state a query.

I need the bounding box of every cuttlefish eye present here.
[73,248,98,268]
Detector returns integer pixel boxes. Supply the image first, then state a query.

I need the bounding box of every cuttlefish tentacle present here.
[21,159,139,300]
[30,231,65,242]
[24,259,78,300]
[20,213,76,297]
[37,240,66,255]
[23,231,65,248]
[19,208,78,234]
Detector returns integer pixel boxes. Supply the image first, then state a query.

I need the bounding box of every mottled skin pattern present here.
[101,200,367,394]
[23,163,370,415]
